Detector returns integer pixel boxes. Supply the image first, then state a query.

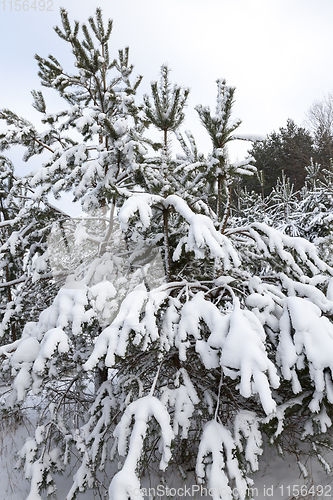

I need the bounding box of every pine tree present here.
[141,65,190,281]
[297,160,333,264]
[247,119,316,196]
[143,64,189,166]
[194,80,256,231]
[1,8,333,500]
[0,156,64,345]
[0,8,152,498]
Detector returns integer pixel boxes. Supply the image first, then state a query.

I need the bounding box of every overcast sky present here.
[1,0,333,169]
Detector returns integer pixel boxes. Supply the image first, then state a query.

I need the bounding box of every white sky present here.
[1,0,333,170]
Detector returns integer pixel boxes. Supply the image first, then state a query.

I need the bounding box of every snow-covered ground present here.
[2,424,333,500]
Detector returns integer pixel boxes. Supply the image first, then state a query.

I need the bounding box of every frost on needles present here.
[1,7,333,500]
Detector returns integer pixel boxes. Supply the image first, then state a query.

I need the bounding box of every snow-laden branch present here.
[160,368,199,438]
[231,157,256,176]
[118,193,162,230]
[196,420,248,500]
[226,222,333,276]
[119,193,241,268]
[0,275,27,289]
[233,133,264,142]
[177,292,279,415]
[109,396,174,500]
[0,217,18,228]
[277,296,333,411]
[234,411,263,472]
[84,283,168,369]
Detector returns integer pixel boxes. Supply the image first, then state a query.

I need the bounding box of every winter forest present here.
[2,7,333,500]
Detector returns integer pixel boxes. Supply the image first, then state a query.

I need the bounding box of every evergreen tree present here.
[195,79,255,228]
[0,156,64,344]
[296,160,333,265]
[247,119,316,196]
[140,65,190,281]
[143,64,189,166]
[1,8,333,500]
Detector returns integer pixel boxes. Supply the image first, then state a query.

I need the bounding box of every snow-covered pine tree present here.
[194,79,256,231]
[0,155,23,343]
[0,7,154,498]
[143,64,189,168]
[234,172,301,237]
[1,8,333,500]
[0,155,64,345]
[297,160,333,265]
[140,65,190,282]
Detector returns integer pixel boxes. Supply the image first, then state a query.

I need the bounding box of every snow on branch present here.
[231,157,256,176]
[227,222,333,276]
[118,192,241,267]
[160,368,200,438]
[2,281,93,404]
[0,275,27,289]
[196,420,248,500]
[251,222,331,274]
[33,327,70,374]
[84,284,169,369]
[233,133,264,142]
[177,292,279,415]
[279,273,333,314]
[217,298,279,415]
[277,296,333,411]
[177,291,228,366]
[109,396,174,500]
[118,193,162,230]
[164,195,240,266]
[234,411,263,472]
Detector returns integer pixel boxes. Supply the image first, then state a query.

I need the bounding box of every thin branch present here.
[32,136,55,154]
[214,367,224,420]
[149,360,163,396]
[0,276,27,288]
